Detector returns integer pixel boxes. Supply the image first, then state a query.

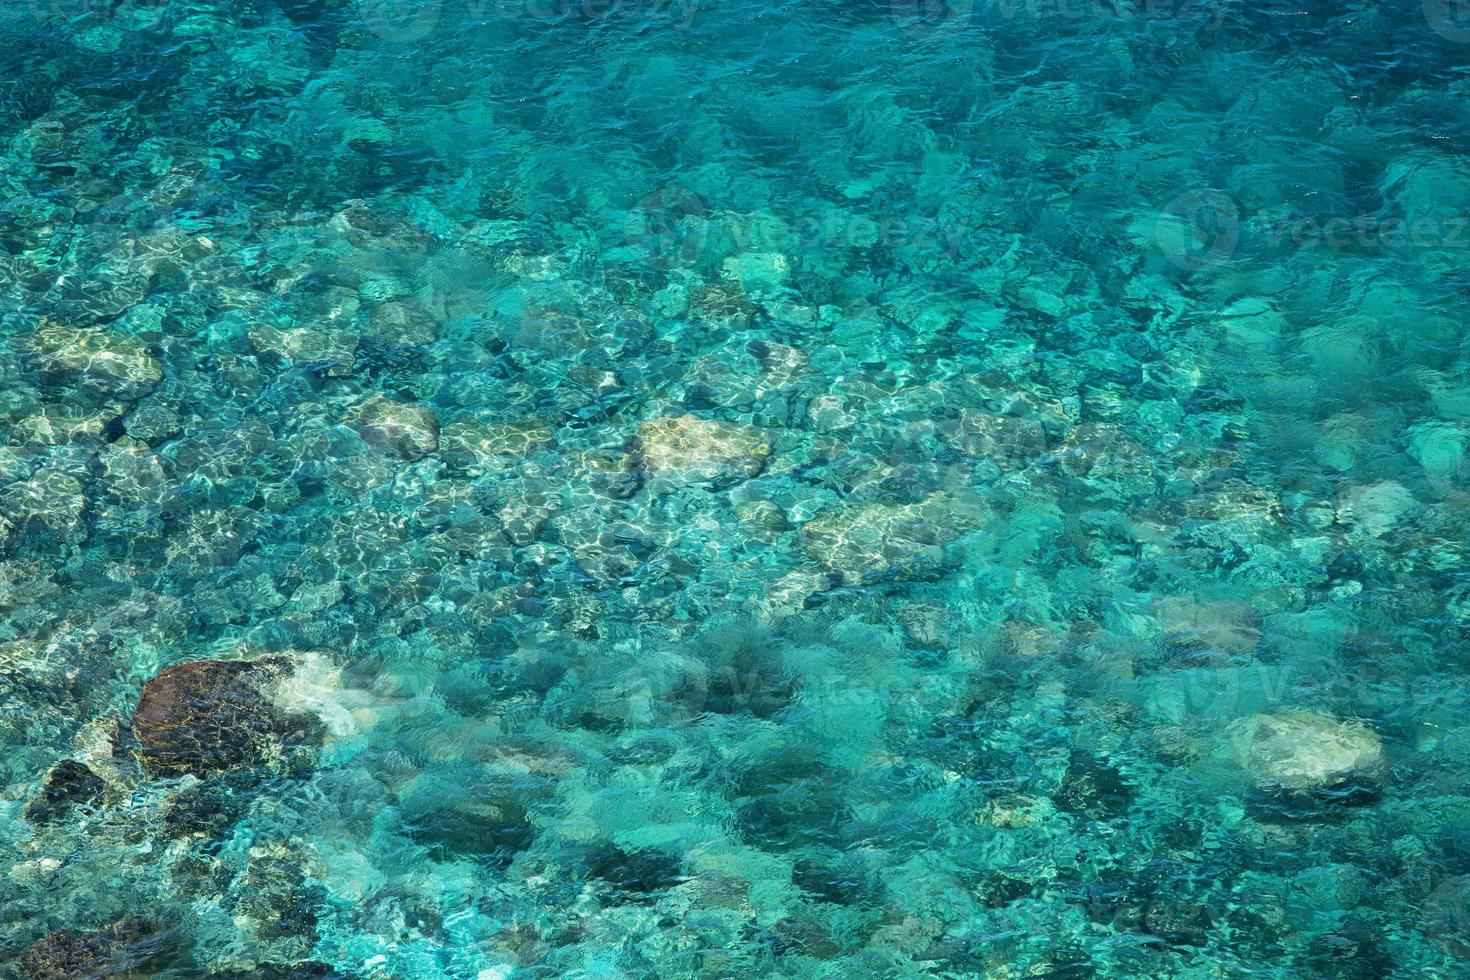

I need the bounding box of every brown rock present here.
[131,659,309,777]
[18,918,172,979]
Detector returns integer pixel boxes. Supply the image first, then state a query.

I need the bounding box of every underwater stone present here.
[632,415,772,486]
[1227,710,1384,792]
[943,411,1048,467]
[1335,480,1418,537]
[132,659,314,777]
[346,395,439,461]
[584,843,686,900]
[159,779,244,839]
[23,759,105,825]
[1054,748,1135,817]
[249,322,358,377]
[1154,597,1262,654]
[440,417,553,473]
[894,602,957,649]
[496,491,559,547]
[977,792,1055,829]
[11,402,127,449]
[17,918,171,979]
[560,448,641,499]
[0,467,88,542]
[799,493,982,585]
[398,766,542,867]
[22,320,163,399]
[756,569,833,622]
[734,499,789,539]
[99,438,169,505]
[1424,875,1470,958]
[683,339,810,411]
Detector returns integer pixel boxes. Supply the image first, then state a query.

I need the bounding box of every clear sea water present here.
[3,0,1470,976]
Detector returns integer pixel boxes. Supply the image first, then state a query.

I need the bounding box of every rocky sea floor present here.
[4,0,1470,977]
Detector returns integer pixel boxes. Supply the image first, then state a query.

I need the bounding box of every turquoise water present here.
[3,0,1470,976]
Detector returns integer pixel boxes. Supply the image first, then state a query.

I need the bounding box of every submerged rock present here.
[937,409,1047,466]
[131,659,317,777]
[1154,597,1262,654]
[440,417,553,473]
[346,395,439,460]
[1227,710,1384,792]
[18,918,172,979]
[632,415,772,486]
[249,321,358,377]
[398,765,544,867]
[23,759,105,825]
[22,320,163,399]
[0,467,88,543]
[799,493,983,585]
[977,792,1054,829]
[1335,479,1418,537]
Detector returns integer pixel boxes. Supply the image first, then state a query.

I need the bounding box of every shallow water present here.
[3,0,1470,976]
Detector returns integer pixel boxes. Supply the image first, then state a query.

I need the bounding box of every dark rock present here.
[17,918,173,979]
[791,858,869,906]
[398,766,543,866]
[728,745,851,850]
[159,780,244,839]
[24,760,104,825]
[767,914,843,959]
[207,962,356,980]
[131,659,314,777]
[584,843,685,900]
[1053,749,1134,818]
